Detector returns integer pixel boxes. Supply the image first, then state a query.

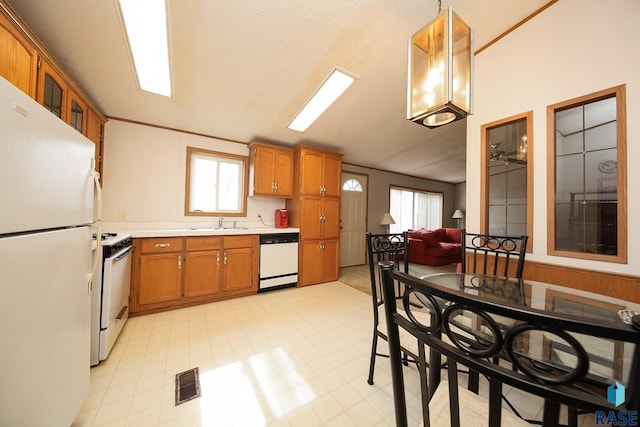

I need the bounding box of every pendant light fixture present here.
[407,1,473,128]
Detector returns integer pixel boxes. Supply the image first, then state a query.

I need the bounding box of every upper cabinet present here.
[249,141,294,198]
[0,0,106,178]
[298,147,342,197]
[0,10,37,97]
[36,58,66,120]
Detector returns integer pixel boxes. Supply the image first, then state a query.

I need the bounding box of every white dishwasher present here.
[259,233,299,292]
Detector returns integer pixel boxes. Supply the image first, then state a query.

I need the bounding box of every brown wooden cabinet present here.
[249,142,294,198]
[0,0,106,178]
[130,235,258,316]
[299,148,342,197]
[0,10,37,97]
[67,87,87,134]
[183,236,221,298]
[299,239,339,286]
[286,146,342,287]
[299,196,340,240]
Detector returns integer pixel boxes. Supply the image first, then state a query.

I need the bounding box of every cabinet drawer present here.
[186,236,221,251]
[140,237,184,254]
[223,235,255,249]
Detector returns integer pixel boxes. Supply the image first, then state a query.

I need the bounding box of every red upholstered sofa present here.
[407,228,462,266]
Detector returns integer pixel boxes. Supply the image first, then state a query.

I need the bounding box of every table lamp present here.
[380,213,395,234]
[452,209,465,228]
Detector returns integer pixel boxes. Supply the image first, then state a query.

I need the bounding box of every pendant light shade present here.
[407,6,473,128]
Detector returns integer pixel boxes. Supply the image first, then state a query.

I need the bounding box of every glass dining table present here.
[415,272,640,401]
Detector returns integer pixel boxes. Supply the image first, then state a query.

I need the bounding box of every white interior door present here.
[340,172,367,267]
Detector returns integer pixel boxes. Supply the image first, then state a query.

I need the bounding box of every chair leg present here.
[367,331,379,385]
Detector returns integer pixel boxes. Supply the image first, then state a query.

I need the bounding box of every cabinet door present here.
[221,247,254,294]
[274,148,294,197]
[298,240,323,286]
[320,239,340,282]
[300,197,322,240]
[322,154,342,198]
[321,198,341,240]
[139,253,182,305]
[86,108,103,178]
[252,145,276,196]
[300,149,324,196]
[36,59,67,120]
[0,13,37,97]
[66,88,87,134]
[184,250,221,298]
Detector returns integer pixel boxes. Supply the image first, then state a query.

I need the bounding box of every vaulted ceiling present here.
[9,0,552,183]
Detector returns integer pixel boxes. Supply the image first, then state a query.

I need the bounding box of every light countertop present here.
[125,227,300,238]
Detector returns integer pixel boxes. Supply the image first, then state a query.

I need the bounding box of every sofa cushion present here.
[432,228,447,241]
[425,242,461,257]
[419,230,440,248]
[444,228,462,243]
[407,228,426,239]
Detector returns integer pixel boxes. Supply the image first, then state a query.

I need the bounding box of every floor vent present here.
[175,367,201,405]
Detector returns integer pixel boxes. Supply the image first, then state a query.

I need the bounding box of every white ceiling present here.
[9,0,551,183]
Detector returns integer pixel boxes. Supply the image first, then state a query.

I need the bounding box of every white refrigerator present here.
[0,77,98,426]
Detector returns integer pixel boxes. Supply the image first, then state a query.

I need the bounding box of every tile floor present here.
[72,280,595,426]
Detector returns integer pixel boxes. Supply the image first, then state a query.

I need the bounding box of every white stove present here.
[90,232,132,365]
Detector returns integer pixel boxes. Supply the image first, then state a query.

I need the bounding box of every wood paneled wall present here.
[464,252,640,303]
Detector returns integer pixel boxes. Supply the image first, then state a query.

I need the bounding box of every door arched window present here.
[342,178,363,192]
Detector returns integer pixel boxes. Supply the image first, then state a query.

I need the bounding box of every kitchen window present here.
[185,147,248,216]
[389,186,442,233]
[547,85,627,263]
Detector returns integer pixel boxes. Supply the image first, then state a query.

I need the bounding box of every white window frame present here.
[389,186,443,233]
[185,146,248,216]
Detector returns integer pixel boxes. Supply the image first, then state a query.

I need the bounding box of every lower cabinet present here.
[298,239,339,286]
[130,235,258,316]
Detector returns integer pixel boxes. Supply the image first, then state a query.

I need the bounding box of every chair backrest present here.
[461,231,528,279]
[379,262,640,427]
[366,232,409,312]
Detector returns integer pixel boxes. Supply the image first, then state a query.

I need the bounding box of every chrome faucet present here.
[218,216,224,228]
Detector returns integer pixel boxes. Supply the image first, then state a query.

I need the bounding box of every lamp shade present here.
[407,6,473,128]
[452,209,465,219]
[380,213,396,225]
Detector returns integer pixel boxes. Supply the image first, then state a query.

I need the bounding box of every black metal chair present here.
[380,262,640,427]
[461,231,528,279]
[459,231,529,394]
[365,232,427,388]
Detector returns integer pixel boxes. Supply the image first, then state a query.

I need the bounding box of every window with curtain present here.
[389,186,442,233]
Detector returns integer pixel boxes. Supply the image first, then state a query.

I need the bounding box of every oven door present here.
[100,245,132,328]
[99,245,131,360]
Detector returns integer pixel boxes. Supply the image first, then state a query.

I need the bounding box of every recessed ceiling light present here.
[288,67,358,132]
[117,0,172,97]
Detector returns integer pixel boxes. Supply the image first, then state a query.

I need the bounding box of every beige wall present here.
[466,0,639,275]
[342,164,458,233]
[100,119,284,230]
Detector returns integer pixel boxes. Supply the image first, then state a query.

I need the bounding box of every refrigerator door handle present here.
[92,167,103,222]
[87,225,101,292]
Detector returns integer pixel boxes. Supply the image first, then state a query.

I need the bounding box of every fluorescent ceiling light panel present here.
[118,0,172,97]
[288,68,358,132]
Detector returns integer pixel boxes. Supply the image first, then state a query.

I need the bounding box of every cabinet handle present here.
[224,252,228,265]
[155,243,171,248]
[274,182,278,192]
[320,185,325,195]
[271,182,276,192]
[178,255,182,270]
[217,253,220,265]
[320,241,325,250]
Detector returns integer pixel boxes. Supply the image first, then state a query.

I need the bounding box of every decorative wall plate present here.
[598,159,617,173]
